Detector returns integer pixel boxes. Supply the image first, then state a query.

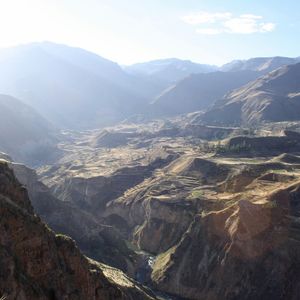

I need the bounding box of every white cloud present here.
[223,15,275,34]
[182,11,276,35]
[181,12,231,25]
[260,23,276,32]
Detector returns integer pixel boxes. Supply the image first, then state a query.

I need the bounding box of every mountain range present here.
[0,42,299,165]
[147,56,300,117]
[0,42,299,130]
[0,42,157,129]
[2,41,300,300]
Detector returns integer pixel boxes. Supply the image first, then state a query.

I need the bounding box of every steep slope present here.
[0,42,152,129]
[152,191,300,300]
[0,94,59,166]
[149,70,259,116]
[0,161,155,299]
[201,63,300,125]
[8,161,139,275]
[125,58,218,84]
[221,56,299,73]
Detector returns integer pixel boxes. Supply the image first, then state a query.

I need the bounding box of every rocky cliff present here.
[150,171,300,300]
[7,161,139,275]
[0,161,155,299]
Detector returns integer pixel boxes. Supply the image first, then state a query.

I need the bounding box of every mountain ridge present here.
[148,70,260,117]
[200,62,300,125]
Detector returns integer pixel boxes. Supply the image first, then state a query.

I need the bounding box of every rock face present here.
[152,195,300,300]
[103,156,226,255]
[0,161,156,299]
[106,185,196,255]
[201,63,300,125]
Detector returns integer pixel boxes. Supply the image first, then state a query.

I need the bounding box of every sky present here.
[0,0,299,65]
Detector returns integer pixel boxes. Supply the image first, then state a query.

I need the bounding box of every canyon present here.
[1,42,300,300]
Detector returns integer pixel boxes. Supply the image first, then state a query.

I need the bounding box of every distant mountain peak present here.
[221,56,299,73]
[124,58,218,83]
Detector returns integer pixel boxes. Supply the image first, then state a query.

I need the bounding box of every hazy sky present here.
[0,0,299,65]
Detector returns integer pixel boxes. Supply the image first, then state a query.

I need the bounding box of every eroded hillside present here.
[32,118,300,300]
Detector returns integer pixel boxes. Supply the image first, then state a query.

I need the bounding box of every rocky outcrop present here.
[133,197,195,254]
[0,161,156,299]
[105,174,198,255]
[151,191,300,300]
